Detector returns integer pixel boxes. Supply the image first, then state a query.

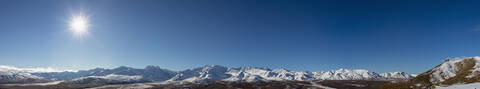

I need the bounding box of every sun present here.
[69,13,90,37]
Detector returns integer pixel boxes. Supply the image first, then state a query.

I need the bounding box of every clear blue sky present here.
[1,0,479,74]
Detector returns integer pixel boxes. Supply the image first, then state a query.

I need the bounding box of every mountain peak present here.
[115,66,134,70]
[203,65,225,68]
[379,71,415,79]
[145,65,161,69]
[272,68,290,72]
[333,68,369,73]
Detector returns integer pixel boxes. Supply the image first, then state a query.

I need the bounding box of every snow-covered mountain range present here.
[0,65,415,84]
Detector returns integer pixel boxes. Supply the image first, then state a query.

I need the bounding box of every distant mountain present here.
[381,56,480,89]
[31,66,176,82]
[168,65,231,82]
[1,65,415,84]
[379,72,417,79]
[312,68,382,80]
[69,74,144,84]
[0,66,50,84]
[168,65,415,82]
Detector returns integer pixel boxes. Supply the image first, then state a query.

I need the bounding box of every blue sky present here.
[1,0,479,73]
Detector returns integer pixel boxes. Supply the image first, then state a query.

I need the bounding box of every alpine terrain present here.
[0,65,415,89]
[381,56,480,89]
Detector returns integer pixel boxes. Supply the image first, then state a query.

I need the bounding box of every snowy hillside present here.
[381,56,480,89]
[436,82,480,89]
[428,57,480,83]
[0,71,48,84]
[0,66,55,84]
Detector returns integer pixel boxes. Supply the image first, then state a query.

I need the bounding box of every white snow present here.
[467,57,480,78]
[0,64,416,84]
[380,72,416,79]
[431,59,460,83]
[312,69,381,80]
[0,70,45,80]
[430,57,480,83]
[437,82,480,89]
[169,65,414,83]
[0,66,53,81]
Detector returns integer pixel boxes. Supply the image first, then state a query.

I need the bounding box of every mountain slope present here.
[167,65,231,82]
[381,56,480,89]
[0,66,53,84]
[0,71,49,84]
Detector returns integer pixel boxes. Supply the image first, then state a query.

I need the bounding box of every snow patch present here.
[467,57,480,78]
[437,82,480,89]
[430,58,463,83]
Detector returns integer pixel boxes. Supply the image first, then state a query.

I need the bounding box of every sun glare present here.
[69,13,90,38]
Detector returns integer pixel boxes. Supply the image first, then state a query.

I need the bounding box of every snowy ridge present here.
[1,65,415,84]
[169,65,414,82]
[312,68,381,80]
[429,56,480,84]
[436,82,480,89]
[32,65,176,81]
[379,72,417,79]
[222,67,311,82]
[167,65,230,82]
[0,66,49,83]
[468,57,480,78]
[0,71,43,80]
[383,56,480,88]
[0,70,48,84]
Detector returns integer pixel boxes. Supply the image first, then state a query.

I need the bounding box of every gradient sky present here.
[1,0,480,74]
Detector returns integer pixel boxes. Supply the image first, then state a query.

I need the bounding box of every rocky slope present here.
[381,56,480,89]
